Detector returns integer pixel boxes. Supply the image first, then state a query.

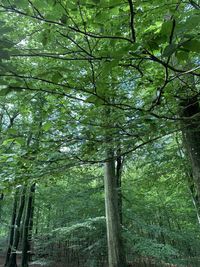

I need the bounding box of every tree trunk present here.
[180,96,200,223]
[28,184,36,240]
[5,191,18,267]
[0,193,4,222]
[187,171,200,224]
[7,186,26,267]
[34,207,39,236]
[116,153,123,225]
[21,184,35,267]
[104,150,127,267]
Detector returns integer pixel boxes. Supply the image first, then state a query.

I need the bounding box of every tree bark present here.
[0,193,4,222]
[187,171,200,224]
[104,150,127,267]
[28,184,36,239]
[116,153,123,225]
[5,191,18,267]
[7,186,26,267]
[21,184,35,267]
[180,96,200,223]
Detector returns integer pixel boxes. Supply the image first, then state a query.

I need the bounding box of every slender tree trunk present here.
[7,186,26,267]
[116,153,123,225]
[5,191,18,267]
[0,193,4,222]
[180,96,200,223]
[104,150,127,267]
[21,184,35,267]
[28,184,35,239]
[34,207,39,236]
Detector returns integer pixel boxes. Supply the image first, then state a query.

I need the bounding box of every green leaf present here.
[39,28,52,46]
[85,95,104,105]
[175,51,189,62]
[41,34,48,46]
[52,72,62,83]
[130,43,140,52]
[0,87,11,96]
[31,0,45,10]
[0,39,14,49]
[185,15,200,29]
[160,20,173,38]
[162,44,177,57]
[101,60,119,76]
[15,138,25,146]
[43,122,52,131]
[147,40,159,51]
[177,15,200,34]
[182,40,200,53]
[45,3,64,20]
[7,129,18,135]
[2,138,15,146]
[16,0,28,8]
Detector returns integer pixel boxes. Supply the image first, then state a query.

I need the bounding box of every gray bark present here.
[21,184,35,267]
[7,186,26,267]
[116,153,123,225]
[5,191,18,267]
[180,96,200,223]
[104,150,127,267]
[187,171,200,224]
[0,193,4,222]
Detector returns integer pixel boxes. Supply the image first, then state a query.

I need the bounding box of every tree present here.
[180,96,200,224]
[104,150,126,267]
[0,1,199,266]
[6,186,26,267]
[21,183,36,267]
[4,191,18,267]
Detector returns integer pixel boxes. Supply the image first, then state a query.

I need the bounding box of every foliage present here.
[0,0,199,266]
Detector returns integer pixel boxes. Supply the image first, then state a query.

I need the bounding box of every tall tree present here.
[21,183,36,267]
[0,1,199,266]
[180,96,200,223]
[6,186,26,267]
[5,191,18,267]
[104,150,127,267]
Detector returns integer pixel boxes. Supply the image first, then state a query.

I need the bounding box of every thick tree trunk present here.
[104,150,127,267]
[180,96,200,223]
[7,186,26,267]
[187,171,200,224]
[5,192,18,267]
[21,184,35,267]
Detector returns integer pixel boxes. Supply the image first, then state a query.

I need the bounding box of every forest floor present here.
[0,255,46,267]
[0,255,186,267]
[0,255,80,267]
[0,256,86,267]
[0,256,5,267]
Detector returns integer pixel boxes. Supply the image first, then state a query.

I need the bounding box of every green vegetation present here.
[0,0,200,266]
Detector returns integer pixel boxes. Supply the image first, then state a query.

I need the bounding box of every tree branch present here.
[127,0,136,42]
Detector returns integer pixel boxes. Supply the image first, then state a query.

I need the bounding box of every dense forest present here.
[0,0,200,267]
